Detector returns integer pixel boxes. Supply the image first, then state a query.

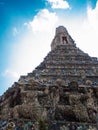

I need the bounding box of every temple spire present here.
[51,26,75,50]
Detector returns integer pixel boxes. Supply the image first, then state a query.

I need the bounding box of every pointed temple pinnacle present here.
[51,26,75,50]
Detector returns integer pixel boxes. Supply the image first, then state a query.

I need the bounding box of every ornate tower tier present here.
[51,26,75,50]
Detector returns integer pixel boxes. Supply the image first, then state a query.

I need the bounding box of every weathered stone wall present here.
[0,26,98,128]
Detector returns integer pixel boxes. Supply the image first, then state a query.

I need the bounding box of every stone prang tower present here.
[51,26,74,50]
[0,26,98,129]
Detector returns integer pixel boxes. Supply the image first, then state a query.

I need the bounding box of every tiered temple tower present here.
[0,26,98,129]
[31,26,98,87]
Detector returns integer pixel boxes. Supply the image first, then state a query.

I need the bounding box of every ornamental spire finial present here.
[51,26,75,50]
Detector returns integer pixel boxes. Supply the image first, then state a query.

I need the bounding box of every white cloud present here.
[26,9,58,32]
[87,1,98,31]
[65,1,98,57]
[47,0,70,9]
[6,9,58,84]
[77,1,98,56]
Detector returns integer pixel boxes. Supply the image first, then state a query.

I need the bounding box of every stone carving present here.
[0,26,98,128]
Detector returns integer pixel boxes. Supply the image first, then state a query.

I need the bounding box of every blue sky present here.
[0,0,98,95]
